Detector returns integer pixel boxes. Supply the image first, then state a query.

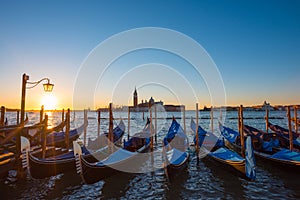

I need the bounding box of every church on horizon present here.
[130,88,182,112]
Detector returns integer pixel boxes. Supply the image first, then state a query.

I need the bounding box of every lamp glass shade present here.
[43,83,54,92]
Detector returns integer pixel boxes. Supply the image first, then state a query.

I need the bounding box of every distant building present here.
[130,88,182,112]
[133,88,138,107]
[251,101,274,111]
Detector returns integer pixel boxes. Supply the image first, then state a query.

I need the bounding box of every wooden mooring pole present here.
[42,114,48,158]
[83,109,87,146]
[239,105,245,158]
[128,107,130,140]
[108,103,113,154]
[0,106,5,126]
[61,108,65,122]
[287,106,293,151]
[150,106,153,151]
[65,109,70,150]
[154,105,157,144]
[265,106,269,134]
[294,106,298,134]
[183,105,186,135]
[196,103,199,165]
[97,110,101,138]
[210,106,214,133]
[17,110,20,125]
[40,105,44,124]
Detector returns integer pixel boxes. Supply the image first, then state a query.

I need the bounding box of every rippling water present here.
[1,110,300,199]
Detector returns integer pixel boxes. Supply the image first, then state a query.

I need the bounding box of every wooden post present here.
[183,105,186,134]
[162,142,169,181]
[83,109,87,146]
[220,107,222,121]
[40,105,44,124]
[142,111,144,120]
[150,106,153,151]
[210,106,214,133]
[38,105,44,147]
[97,110,101,138]
[287,106,293,151]
[128,107,130,140]
[294,106,298,134]
[65,109,70,150]
[0,106,5,126]
[17,110,20,125]
[108,103,114,154]
[17,73,28,178]
[42,114,48,158]
[265,106,269,133]
[61,108,65,122]
[196,103,199,165]
[239,105,245,158]
[238,107,241,134]
[154,105,157,144]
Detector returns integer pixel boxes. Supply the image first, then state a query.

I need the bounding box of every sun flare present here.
[41,94,57,110]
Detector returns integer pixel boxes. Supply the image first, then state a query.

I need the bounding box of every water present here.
[1,110,300,199]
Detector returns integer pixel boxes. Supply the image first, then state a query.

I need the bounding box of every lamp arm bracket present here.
[26,78,50,89]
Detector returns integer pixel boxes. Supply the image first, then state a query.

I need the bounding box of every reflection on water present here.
[1,110,300,199]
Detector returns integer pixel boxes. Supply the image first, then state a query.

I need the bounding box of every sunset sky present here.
[0,1,299,110]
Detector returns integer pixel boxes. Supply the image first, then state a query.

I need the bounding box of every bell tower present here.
[133,87,138,107]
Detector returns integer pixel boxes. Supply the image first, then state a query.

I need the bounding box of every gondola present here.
[268,122,300,150]
[73,120,151,184]
[123,118,151,152]
[219,123,300,171]
[0,152,16,178]
[1,117,70,148]
[192,119,256,180]
[162,118,189,178]
[21,120,125,179]
[42,122,83,148]
[87,120,125,150]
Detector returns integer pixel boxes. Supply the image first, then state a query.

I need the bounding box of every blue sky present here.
[0,1,299,110]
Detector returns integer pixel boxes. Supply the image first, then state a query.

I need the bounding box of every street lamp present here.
[20,73,54,123]
[17,73,54,178]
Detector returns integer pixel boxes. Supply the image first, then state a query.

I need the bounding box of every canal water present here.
[1,110,300,199]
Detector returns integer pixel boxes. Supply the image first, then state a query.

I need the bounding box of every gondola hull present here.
[0,157,16,178]
[75,120,151,184]
[29,150,76,179]
[79,145,150,184]
[163,119,190,179]
[24,121,125,179]
[205,153,245,177]
[226,139,300,171]
[166,154,189,176]
[195,120,256,180]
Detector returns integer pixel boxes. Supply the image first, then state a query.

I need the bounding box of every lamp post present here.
[17,73,54,178]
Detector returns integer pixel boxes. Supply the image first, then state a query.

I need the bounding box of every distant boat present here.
[162,118,189,178]
[73,120,151,184]
[221,124,300,171]
[192,119,256,180]
[21,120,125,179]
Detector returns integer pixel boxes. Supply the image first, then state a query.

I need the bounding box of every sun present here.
[41,94,57,110]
